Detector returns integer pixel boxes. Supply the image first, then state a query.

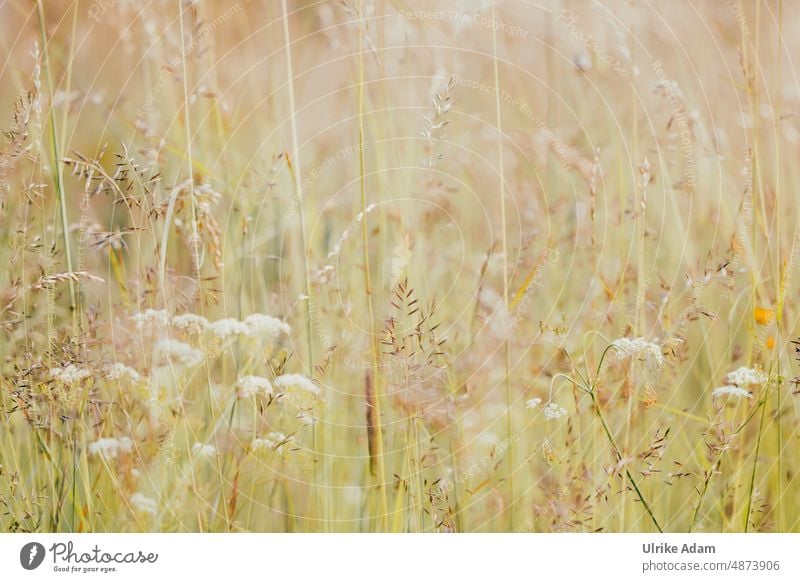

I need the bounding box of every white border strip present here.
[1,534,798,581]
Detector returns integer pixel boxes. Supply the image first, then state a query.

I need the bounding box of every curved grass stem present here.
[590,390,664,533]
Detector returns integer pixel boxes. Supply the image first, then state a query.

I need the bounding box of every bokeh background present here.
[1,0,799,532]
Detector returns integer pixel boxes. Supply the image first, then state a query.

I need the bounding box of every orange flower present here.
[766,335,776,350]
[754,306,774,326]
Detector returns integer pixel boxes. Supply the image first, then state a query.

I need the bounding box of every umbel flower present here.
[527,397,566,420]
[542,402,567,420]
[243,314,291,346]
[154,339,203,367]
[236,375,273,399]
[712,385,752,399]
[171,313,208,336]
[50,364,92,386]
[106,363,142,385]
[612,337,663,372]
[207,317,249,339]
[275,373,320,411]
[725,366,768,387]
[526,397,542,409]
[252,432,295,455]
[274,373,318,395]
[131,308,170,329]
[130,310,291,352]
[711,366,767,403]
[611,337,664,387]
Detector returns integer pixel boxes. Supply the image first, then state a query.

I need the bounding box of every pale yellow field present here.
[1,0,799,533]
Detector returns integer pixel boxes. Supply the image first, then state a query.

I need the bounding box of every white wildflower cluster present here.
[526,397,542,409]
[243,314,291,347]
[155,339,203,367]
[542,402,567,420]
[131,310,291,351]
[711,366,767,403]
[50,364,93,386]
[725,367,768,387]
[130,492,157,515]
[88,437,133,460]
[612,337,663,369]
[171,313,208,336]
[191,442,217,458]
[525,393,566,420]
[252,432,295,455]
[236,375,273,399]
[273,373,321,414]
[611,337,664,386]
[274,373,319,396]
[712,385,752,399]
[131,308,170,329]
[207,317,249,339]
[192,313,290,349]
[106,363,142,385]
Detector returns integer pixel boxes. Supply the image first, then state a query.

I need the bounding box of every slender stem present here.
[176,2,201,296]
[280,0,314,374]
[590,390,663,532]
[356,0,389,529]
[744,395,768,532]
[774,0,784,533]
[281,0,322,531]
[689,459,718,533]
[490,1,514,530]
[37,0,82,532]
[36,1,76,315]
[173,1,208,532]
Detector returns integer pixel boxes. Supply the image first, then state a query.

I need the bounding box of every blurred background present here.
[1,0,799,533]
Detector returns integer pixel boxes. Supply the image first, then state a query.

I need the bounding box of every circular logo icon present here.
[20,542,46,570]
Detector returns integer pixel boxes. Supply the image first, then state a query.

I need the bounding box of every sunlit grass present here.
[0,0,798,533]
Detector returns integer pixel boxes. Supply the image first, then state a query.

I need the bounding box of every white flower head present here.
[243,314,290,346]
[191,442,217,458]
[171,313,208,335]
[526,397,542,410]
[542,402,567,420]
[274,373,319,396]
[611,337,664,384]
[207,317,249,340]
[713,385,753,399]
[252,432,294,454]
[106,363,142,385]
[725,366,767,387]
[130,492,157,515]
[236,375,273,399]
[155,339,203,367]
[132,308,169,329]
[50,364,92,386]
[88,437,133,460]
[613,337,663,367]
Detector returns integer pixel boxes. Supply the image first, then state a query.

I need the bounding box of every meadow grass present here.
[0,0,799,533]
